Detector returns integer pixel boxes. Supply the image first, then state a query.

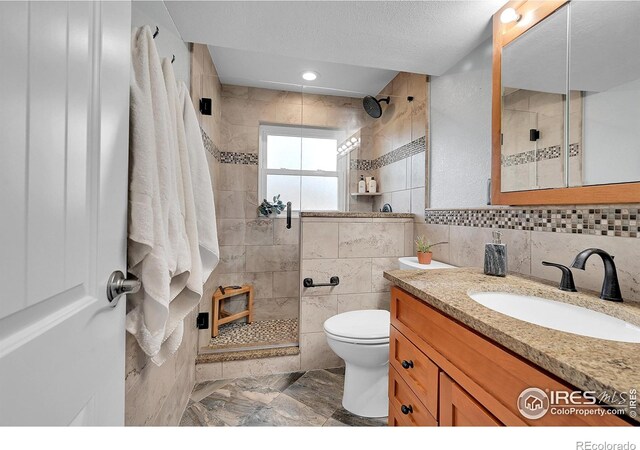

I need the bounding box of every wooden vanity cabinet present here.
[388,286,630,427]
[439,373,501,426]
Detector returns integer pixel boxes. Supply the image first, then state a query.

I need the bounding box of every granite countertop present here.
[300,211,414,218]
[383,267,640,419]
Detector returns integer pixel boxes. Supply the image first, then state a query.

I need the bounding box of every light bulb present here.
[500,8,521,24]
[302,71,318,81]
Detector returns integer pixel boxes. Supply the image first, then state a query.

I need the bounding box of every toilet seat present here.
[325,331,389,345]
[323,310,390,344]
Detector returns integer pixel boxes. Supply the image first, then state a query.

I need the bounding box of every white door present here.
[0,1,131,425]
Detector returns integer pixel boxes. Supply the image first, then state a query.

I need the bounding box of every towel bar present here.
[303,276,339,288]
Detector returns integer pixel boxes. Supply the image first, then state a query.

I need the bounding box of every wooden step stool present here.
[212,285,254,338]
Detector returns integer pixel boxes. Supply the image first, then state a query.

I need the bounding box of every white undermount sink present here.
[468,292,640,343]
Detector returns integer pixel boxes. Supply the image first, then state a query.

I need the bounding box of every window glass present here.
[266,174,301,210]
[301,176,338,211]
[261,126,341,212]
[301,137,337,171]
[266,135,301,170]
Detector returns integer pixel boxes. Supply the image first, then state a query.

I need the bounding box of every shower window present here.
[259,125,341,211]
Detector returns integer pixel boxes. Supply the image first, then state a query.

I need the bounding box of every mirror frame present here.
[491,0,640,205]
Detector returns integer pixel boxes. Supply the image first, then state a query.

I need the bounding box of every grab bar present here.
[303,276,340,288]
[286,201,292,229]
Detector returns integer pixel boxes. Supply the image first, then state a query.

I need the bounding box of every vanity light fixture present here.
[302,71,318,81]
[500,7,521,24]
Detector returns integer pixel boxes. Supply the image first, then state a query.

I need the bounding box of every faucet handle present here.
[542,261,577,292]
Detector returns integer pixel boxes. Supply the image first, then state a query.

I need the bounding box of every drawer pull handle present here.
[400,404,413,415]
[401,360,414,369]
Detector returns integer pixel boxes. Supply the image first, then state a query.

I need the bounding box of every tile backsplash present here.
[425,206,639,238]
[418,205,640,302]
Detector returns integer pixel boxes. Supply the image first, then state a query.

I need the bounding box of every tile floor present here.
[180,368,388,427]
[208,319,298,352]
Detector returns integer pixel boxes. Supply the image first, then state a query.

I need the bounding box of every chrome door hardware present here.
[106,270,141,307]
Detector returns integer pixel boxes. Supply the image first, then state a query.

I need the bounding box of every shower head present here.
[362,95,390,119]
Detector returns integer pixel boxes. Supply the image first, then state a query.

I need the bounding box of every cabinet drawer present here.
[440,373,502,426]
[389,366,437,426]
[390,326,439,419]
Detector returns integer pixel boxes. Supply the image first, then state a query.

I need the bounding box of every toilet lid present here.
[323,310,390,340]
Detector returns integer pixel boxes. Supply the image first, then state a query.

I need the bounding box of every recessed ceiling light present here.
[302,71,318,81]
[500,7,521,24]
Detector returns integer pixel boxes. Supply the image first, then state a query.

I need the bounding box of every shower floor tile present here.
[207,318,298,352]
[180,368,388,427]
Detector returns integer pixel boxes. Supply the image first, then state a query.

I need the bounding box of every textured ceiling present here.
[165,1,505,77]
[207,45,398,97]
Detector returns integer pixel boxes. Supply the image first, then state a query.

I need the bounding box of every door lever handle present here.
[107,270,141,307]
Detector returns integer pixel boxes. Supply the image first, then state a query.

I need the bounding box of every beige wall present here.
[299,216,414,370]
[415,218,640,303]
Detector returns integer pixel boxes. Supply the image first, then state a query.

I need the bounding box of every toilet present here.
[324,309,390,418]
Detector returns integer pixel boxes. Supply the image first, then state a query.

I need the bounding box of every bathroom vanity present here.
[384,268,639,426]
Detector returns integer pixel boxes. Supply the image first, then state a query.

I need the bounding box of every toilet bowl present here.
[324,309,390,418]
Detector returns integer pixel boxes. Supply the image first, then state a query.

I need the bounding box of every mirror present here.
[569,1,640,187]
[500,5,568,192]
[496,1,640,202]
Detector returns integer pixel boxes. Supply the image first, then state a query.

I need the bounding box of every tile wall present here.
[355,72,427,217]
[193,60,375,381]
[299,216,415,370]
[416,205,640,303]
[198,85,373,346]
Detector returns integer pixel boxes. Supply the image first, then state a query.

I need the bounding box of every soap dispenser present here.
[484,230,507,277]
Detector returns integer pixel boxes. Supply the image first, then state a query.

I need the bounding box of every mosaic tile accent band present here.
[201,127,220,161]
[201,127,258,165]
[219,151,259,165]
[350,136,426,171]
[203,129,425,167]
[501,143,580,167]
[424,206,639,238]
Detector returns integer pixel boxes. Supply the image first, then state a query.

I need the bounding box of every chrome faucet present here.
[571,248,623,302]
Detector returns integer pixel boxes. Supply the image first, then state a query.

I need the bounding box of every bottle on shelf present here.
[368,176,377,193]
[358,175,366,194]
